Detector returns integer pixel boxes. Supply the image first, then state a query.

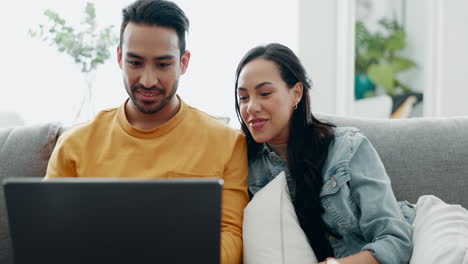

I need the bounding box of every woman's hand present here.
[318,250,380,264]
[318,257,337,264]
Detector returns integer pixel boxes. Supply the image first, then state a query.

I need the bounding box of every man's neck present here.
[125,96,181,131]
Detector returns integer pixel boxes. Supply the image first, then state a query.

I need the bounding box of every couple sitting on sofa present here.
[46,1,468,264]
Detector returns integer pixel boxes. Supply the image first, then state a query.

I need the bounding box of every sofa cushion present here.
[410,195,468,264]
[0,122,64,264]
[243,172,318,264]
[316,114,468,209]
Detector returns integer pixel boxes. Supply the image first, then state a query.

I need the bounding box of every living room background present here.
[0,0,298,127]
[1,0,467,128]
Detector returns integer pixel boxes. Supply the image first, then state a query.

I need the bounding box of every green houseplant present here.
[29,2,118,122]
[355,18,416,99]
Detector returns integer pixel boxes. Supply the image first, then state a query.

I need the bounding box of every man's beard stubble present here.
[125,81,178,115]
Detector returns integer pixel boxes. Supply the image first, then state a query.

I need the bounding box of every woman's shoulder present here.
[330,126,369,148]
[322,126,370,175]
[331,126,361,138]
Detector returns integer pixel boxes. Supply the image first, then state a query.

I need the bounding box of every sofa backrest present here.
[1,117,467,262]
[317,113,468,209]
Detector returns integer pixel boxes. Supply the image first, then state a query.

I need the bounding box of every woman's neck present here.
[268,143,288,162]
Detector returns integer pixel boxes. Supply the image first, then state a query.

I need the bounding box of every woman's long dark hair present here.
[235,43,335,260]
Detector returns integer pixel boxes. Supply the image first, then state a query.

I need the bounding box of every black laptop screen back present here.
[4,178,222,264]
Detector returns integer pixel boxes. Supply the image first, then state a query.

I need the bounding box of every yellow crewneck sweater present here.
[46,98,248,264]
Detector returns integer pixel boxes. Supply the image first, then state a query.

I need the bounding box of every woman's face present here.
[237,58,302,145]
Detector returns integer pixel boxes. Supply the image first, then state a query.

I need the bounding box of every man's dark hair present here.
[235,43,336,261]
[120,0,189,57]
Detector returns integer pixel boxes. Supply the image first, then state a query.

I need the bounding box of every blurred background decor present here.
[355,17,416,98]
[29,2,118,123]
[2,0,467,127]
[355,14,422,118]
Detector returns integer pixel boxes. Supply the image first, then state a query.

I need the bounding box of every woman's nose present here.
[247,99,261,114]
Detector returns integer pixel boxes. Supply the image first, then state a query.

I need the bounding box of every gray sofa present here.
[0,116,467,263]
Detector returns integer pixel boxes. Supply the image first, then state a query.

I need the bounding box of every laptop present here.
[3,177,223,264]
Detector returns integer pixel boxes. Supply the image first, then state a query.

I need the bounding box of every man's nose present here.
[140,67,159,88]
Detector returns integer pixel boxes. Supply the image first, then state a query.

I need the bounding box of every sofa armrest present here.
[0,122,64,264]
[0,122,63,178]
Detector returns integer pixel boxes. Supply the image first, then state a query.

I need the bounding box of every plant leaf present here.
[368,64,395,95]
[386,30,405,51]
[85,2,96,19]
[395,79,412,93]
[31,2,118,75]
[391,56,416,72]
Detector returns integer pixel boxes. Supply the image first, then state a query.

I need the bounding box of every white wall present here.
[298,0,355,116]
[405,0,468,117]
[177,0,299,128]
[438,0,468,117]
[401,0,427,94]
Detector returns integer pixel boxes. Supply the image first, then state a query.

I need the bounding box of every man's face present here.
[118,23,189,115]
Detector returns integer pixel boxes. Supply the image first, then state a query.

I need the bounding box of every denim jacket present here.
[248,127,415,264]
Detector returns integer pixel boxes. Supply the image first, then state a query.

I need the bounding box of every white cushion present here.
[243,171,318,264]
[410,195,468,264]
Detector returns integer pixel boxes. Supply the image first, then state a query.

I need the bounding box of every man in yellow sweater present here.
[45,0,248,263]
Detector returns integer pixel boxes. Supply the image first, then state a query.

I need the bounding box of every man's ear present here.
[292,82,304,105]
[180,50,191,75]
[117,46,123,69]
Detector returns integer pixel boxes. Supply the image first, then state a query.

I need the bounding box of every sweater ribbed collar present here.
[118,95,187,139]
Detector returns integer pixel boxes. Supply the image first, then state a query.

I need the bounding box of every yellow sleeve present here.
[220,134,249,264]
[44,132,77,178]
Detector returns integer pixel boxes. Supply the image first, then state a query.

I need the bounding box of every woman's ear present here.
[292,82,304,105]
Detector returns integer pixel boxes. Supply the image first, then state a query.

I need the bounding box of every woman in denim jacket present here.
[235,43,415,264]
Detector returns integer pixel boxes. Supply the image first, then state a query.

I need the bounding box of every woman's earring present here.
[294,104,298,110]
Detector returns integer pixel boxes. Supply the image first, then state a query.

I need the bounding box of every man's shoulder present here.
[185,105,244,138]
[59,107,119,142]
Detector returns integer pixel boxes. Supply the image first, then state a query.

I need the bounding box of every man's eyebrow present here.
[237,82,272,91]
[154,55,176,60]
[126,52,143,59]
[126,53,176,61]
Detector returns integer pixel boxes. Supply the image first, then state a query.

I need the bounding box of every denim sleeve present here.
[348,132,412,264]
